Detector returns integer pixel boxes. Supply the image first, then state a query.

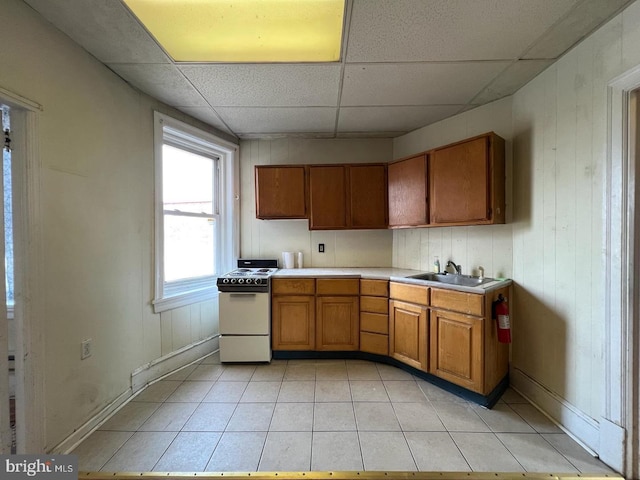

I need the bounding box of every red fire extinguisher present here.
[493,294,512,343]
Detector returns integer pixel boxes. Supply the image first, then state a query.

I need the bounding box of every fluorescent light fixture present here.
[123,0,345,62]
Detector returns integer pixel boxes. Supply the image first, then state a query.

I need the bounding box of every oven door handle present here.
[228,293,258,297]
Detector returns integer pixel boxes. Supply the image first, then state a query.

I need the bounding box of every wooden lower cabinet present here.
[316,296,359,351]
[389,300,428,371]
[272,277,510,400]
[272,295,315,350]
[360,279,389,355]
[429,309,483,393]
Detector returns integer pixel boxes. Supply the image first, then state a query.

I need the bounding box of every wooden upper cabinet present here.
[429,133,505,226]
[309,165,348,229]
[309,164,388,230]
[255,165,307,219]
[350,164,388,229]
[388,154,428,227]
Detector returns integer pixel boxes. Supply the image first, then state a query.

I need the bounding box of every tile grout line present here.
[81,358,611,473]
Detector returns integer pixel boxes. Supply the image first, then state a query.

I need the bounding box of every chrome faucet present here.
[446,260,462,275]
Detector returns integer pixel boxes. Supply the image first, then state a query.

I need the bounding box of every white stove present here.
[217,259,278,362]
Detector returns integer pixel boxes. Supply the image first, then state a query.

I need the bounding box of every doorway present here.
[0,88,45,454]
[0,103,12,453]
[605,69,640,478]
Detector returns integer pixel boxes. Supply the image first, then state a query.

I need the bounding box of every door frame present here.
[605,65,640,477]
[0,86,45,453]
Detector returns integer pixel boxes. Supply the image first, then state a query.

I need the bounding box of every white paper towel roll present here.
[282,252,295,269]
[297,252,303,268]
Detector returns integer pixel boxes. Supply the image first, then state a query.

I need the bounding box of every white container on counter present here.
[282,252,295,269]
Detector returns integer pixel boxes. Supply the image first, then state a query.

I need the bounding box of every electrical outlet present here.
[318,243,325,253]
[81,338,92,360]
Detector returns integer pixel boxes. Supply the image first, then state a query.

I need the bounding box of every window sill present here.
[153,286,218,314]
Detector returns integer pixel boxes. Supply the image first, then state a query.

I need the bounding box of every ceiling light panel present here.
[123,0,345,63]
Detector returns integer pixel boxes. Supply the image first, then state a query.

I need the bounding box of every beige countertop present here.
[273,267,512,294]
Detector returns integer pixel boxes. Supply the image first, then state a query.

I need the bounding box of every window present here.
[153,112,238,312]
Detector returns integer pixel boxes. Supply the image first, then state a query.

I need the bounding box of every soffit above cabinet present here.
[23,0,635,138]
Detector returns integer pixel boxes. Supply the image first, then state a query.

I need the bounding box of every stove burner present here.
[217,260,278,292]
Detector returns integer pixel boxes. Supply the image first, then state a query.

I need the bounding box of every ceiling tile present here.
[337,105,462,134]
[179,64,342,107]
[523,0,634,59]
[23,0,632,138]
[108,64,207,107]
[346,0,579,62]
[471,60,555,104]
[216,107,337,134]
[175,107,234,136]
[23,0,170,64]
[341,62,510,106]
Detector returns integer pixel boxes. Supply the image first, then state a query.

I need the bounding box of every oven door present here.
[219,292,270,335]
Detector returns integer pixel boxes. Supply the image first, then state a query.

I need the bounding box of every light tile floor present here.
[72,354,616,474]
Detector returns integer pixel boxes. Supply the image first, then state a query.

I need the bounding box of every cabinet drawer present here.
[317,278,359,295]
[389,282,429,306]
[272,278,315,295]
[430,288,483,316]
[360,332,389,355]
[360,312,388,334]
[360,296,388,314]
[360,279,389,297]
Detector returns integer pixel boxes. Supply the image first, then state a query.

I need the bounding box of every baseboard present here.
[51,336,219,455]
[510,367,600,453]
[131,335,220,392]
[598,417,625,472]
[51,388,132,454]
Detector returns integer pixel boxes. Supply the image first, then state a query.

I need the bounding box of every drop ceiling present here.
[23,0,635,139]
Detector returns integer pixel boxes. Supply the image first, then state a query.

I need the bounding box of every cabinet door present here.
[350,164,388,228]
[389,300,428,371]
[429,136,490,224]
[429,309,483,393]
[316,296,359,351]
[309,165,347,229]
[255,166,307,219]
[272,295,315,350]
[388,154,427,227]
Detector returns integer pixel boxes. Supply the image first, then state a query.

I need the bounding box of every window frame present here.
[152,112,238,313]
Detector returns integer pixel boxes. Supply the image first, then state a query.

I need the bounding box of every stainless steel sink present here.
[408,272,495,287]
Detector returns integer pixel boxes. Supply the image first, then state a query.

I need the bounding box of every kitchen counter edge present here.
[273,268,512,294]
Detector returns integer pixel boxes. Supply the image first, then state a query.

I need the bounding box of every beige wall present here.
[1,0,231,450]
[510,0,640,426]
[240,138,393,266]
[160,299,218,356]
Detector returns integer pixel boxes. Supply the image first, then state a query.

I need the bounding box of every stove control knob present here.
[222,278,229,283]
[257,278,264,284]
[230,278,237,284]
[238,278,244,284]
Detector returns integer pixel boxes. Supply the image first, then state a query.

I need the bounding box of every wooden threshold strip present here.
[79,471,623,480]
